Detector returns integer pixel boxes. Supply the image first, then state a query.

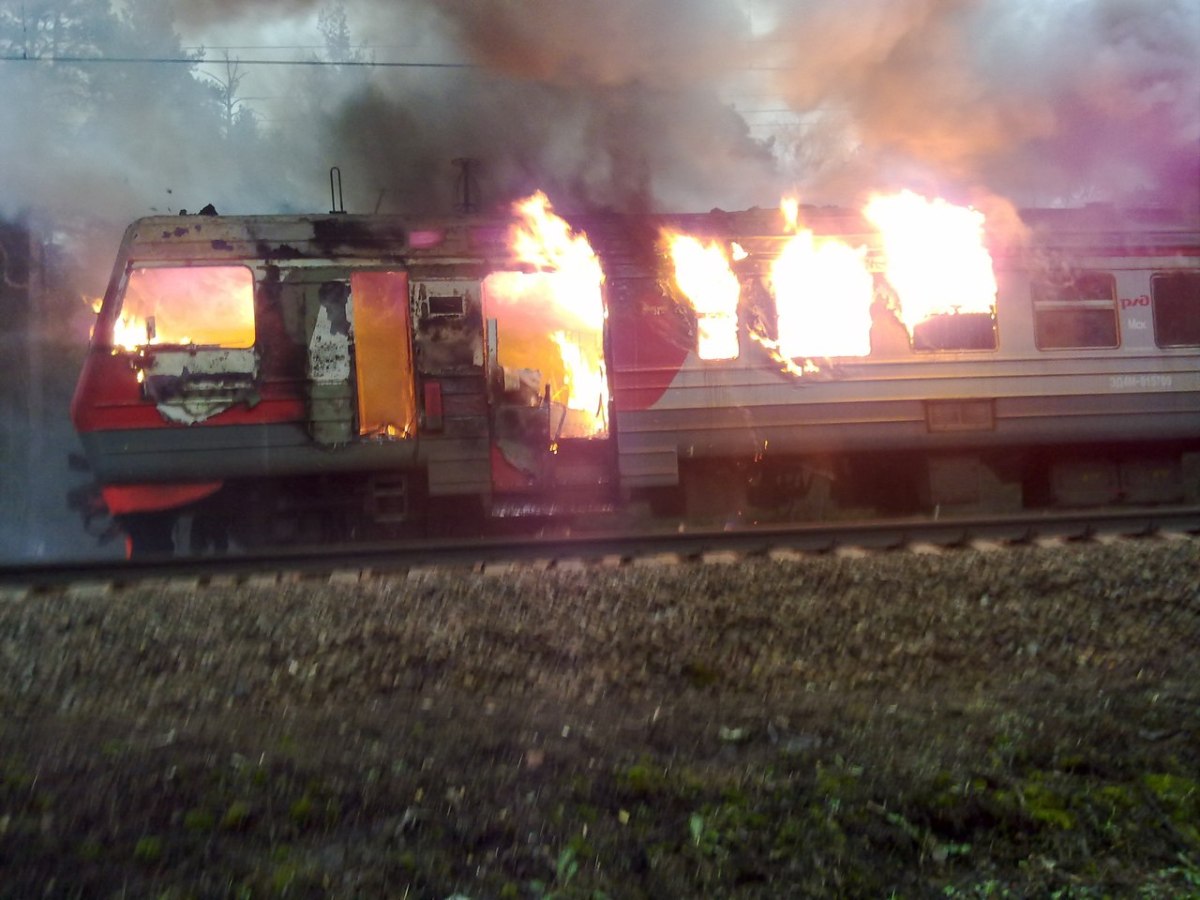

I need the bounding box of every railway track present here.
[2,505,1198,595]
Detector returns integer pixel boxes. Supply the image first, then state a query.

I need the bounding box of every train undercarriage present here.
[111,441,1200,557]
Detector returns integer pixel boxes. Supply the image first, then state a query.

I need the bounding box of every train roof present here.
[120,214,415,264]
[117,202,1200,268]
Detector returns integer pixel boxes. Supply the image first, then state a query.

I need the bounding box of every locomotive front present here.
[71,202,614,555]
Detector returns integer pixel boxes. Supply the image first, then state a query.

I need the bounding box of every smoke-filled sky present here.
[1,0,1197,228]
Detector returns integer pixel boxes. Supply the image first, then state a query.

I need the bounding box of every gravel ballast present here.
[1,539,1198,897]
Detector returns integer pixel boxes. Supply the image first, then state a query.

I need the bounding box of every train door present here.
[292,268,417,448]
[349,271,417,439]
[408,274,491,498]
[481,269,612,501]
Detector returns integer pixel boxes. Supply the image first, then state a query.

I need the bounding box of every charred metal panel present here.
[433,376,489,434]
[311,218,407,257]
[411,279,485,374]
[254,266,307,384]
[143,348,259,424]
[303,276,356,445]
[408,275,489,495]
[123,215,411,265]
[410,277,488,438]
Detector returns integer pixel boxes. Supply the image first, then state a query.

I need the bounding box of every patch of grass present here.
[615,760,669,799]
[1020,776,1076,831]
[183,808,215,832]
[220,801,252,831]
[289,794,315,827]
[77,837,103,862]
[99,739,128,759]
[133,835,163,864]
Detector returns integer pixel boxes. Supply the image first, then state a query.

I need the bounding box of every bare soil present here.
[1,539,1198,898]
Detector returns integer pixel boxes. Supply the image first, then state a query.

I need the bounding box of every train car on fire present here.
[71,198,1200,555]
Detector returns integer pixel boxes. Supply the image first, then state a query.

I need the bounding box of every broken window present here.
[482,271,608,440]
[119,265,255,349]
[1031,271,1118,350]
[911,311,997,351]
[1151,272,1200,347]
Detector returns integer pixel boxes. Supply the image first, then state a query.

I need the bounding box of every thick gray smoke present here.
[304,0,1200,214]
[757,0,1200,210]
[2,0,1197,224]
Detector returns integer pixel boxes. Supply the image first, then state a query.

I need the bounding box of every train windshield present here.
[115,265,256,349]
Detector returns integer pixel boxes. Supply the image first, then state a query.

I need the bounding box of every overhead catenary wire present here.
[0,54,477,69]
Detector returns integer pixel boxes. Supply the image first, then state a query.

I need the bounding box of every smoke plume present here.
[1,0,1196,226]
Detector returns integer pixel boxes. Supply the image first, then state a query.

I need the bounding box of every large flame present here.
[666,191,997,371]
[767,198,873,361]
[485,191,608,438]
[663,231,741,361]
[863,190,996,332]
[88,294,161,351]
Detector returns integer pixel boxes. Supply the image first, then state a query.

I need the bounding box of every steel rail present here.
[2,506,1198,592]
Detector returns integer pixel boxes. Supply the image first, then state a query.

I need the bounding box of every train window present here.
[428,294,466,317]
[483,270,609,440]
[1031,271,1118,349]
[911,312,997,351]
[119,265,255,348]
[1151,272,1200,347]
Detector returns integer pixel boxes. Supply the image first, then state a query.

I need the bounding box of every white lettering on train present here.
[1110,374,1172,389]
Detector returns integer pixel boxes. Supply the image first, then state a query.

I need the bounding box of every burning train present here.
[71,192,1200,555]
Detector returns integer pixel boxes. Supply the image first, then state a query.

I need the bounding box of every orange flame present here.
[780,195,801,233]
[767,228,873,360]
[486,192,608,438]
[663,231,741,361]
[665,190,997,371]
[88,295,162,352]
[89,267,254,351]
[863,190,996,332]
[550,329,608,425]
[510,191,606,330]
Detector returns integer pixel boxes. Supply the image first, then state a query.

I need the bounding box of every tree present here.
[0,0,119,132]
[298,4,370,120]
[318,5,361,64]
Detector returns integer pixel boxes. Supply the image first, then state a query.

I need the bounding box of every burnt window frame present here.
[910,310,998,353]
[1151,271,1200,348]
[426,293,468,317]
[117,263,258,350]
[1030,270,1119,350]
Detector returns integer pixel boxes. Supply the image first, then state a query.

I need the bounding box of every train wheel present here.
[119,511,177,558]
